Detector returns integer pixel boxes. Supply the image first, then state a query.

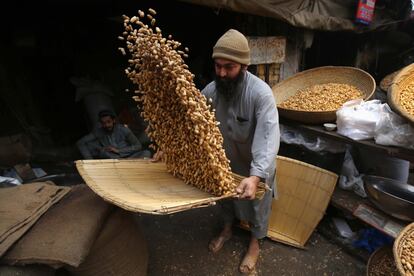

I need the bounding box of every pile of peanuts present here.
[279,83,363,111]
[369,249,399,276]
[118,9,235,196]
[400,82,414,117]
[400,230,414,275]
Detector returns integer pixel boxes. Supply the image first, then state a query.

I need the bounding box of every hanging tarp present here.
[179,0,411,32]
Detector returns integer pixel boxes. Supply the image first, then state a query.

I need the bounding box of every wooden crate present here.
[256,63,281,88]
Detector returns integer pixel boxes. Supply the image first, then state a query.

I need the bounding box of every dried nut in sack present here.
[120,9,236,196]
[279,83,363,111]
[369,249,399,276]
[400,82,414,116]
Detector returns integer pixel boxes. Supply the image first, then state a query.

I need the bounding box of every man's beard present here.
[103,126,114,133]
[215,70,245,101]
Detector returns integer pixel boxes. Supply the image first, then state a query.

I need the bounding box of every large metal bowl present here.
[363,175,414,222]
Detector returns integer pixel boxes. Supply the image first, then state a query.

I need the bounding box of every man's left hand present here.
[104,146,119,153]
[236,176,260,200]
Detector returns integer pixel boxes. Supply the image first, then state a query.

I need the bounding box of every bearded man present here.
[201,29,280,274]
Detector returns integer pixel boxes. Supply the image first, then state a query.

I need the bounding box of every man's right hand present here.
[151,150,164,162]
[236,176,260,200]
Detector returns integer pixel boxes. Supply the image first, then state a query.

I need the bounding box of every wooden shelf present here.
[281,119,414,162]
[331,188,408,238]
[280,119,413,238]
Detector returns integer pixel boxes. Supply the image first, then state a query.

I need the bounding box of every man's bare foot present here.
[239,236,260,274]
[208,223,232,253]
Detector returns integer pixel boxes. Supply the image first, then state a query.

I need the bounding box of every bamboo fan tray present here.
[272,66,375,124]
[393,222,414,276]
[267,156,338,248]
[388,63,414,125]
[75,159,268,215]
[238,156,338,248]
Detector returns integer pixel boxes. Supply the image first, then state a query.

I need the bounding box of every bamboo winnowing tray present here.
[76,157,338,248]
[75,159,268,215]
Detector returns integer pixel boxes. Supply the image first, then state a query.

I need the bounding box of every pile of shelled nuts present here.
[279,83,363,111]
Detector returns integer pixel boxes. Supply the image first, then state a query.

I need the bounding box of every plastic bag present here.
[336,100,384,140]
[0,176,21,186]
[353,228,393,254]
[280,125,345,153]
[375,104,414,149]
[337,99,414,148]
[338,147,366,198]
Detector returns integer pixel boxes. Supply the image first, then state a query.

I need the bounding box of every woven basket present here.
[75,159,268,215]
[267,156,338,248]
[272,66,376,124]
[393,222,414,276]
[388,63,414,125]
[380,69,401,93]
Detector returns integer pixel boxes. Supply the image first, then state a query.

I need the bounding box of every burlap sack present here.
[0,182,70,257]
[69,208,148,276]
[3,185,111,268]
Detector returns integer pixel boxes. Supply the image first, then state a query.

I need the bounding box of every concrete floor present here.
[36,161,368,275]
[136,205,366,276]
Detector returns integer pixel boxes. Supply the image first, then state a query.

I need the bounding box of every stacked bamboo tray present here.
[389,63,414,125]
[394,222,414,275]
